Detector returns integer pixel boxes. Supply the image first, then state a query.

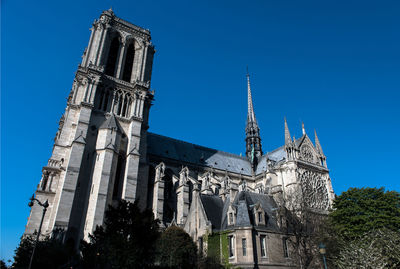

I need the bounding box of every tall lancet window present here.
[122,43,135,82]
[105,36,120,76]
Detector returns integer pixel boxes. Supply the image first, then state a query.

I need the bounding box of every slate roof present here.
[235,200,251,227]
[199,191,280,232]
[232,192,280,231]
[147,132,289,176]
[147,132,253,176]
[255,146,287,174]
[200,195,224,229]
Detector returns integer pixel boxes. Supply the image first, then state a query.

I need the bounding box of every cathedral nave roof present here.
[147,132,253,175]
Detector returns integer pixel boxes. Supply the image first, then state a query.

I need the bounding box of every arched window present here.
[116,92,123,116]
[125,95,132,117]
[103,90,110,112]
[105,36,120,76]
[122,43,135,82]
[113,154,125,199]
[96,88,111,112]
[97,89,104,110]
[41,172,49,191]
[163,169,175,224]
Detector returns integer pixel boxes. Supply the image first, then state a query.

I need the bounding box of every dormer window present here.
[253,204,265,226]
[258,212,263,223]
[227,205,236,226]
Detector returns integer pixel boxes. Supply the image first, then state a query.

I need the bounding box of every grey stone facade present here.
[25,10,335,269]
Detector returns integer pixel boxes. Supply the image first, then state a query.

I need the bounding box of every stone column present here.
[132,94,139,117]
[129,46,139,83]
[86,23,102,66]
[115,41,127,79]
[47,172,55,192]
[95,24,109,66]
[152,162,165,224]
[138,95,144,118]
[82,26,95,67]
[83,78,91,103]
[121,121,142,202]
[192,183,200,240]
[176,167,190,225]
[140,42,148,81]
[89,79,100,104]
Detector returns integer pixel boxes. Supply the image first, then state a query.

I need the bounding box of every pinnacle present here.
[314,129,324,155]
[284,117,292,145]
[246,72,256,124]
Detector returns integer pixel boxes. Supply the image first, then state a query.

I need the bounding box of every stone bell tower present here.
[25,9,155,245]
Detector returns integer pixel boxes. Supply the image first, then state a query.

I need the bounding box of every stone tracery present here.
[298,169,329,210]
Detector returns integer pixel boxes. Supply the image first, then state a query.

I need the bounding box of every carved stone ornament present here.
[155,162,165,180]
[223,175,230,189]
[179,167,188,185]
[300,144,314,163]
[299,170,329,210]
[239,180,247,192]
[99,15,111,25]
[202,172,210,190]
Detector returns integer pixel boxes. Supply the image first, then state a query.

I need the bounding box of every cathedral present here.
[25,9,335,269]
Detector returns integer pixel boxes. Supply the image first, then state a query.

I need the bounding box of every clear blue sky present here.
[2,0,399,263]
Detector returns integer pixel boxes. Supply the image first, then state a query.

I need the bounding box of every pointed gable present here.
[99,114,122,133]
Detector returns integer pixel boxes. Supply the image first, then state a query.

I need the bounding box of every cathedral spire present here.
[284,117,292,145]
[245,69,262,167]
[247,69,256,124]
[314,129,324,156]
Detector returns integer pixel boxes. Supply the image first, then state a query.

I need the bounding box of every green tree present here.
[80,199,160,269]
[156,226,198,269]
[0,260,9,269]
[329,187,400,240]
[326,187,400,268]
[12,233,75,269]
[334,228,400,269]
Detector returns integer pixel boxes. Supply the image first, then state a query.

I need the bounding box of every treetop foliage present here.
[156,226,198,269]
[12,233,76,269]
[80,200,160,269]
[329,187,400,239]
[334,227,400,269]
